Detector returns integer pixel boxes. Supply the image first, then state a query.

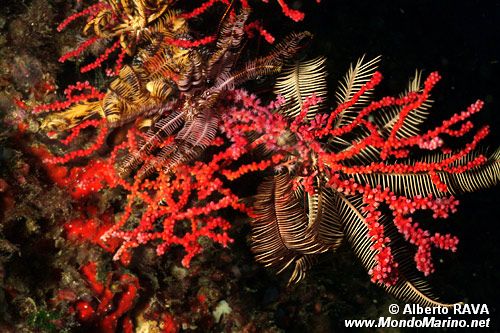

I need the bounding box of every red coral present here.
[215,72,489,286]
[38,69,490,289]
[330,178,460,284]
[35,0,492,303]
[54,0,318,76]
[32,82,104,113]
[181,0,317,22]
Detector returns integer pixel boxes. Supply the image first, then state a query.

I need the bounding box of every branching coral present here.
[30,0,499,320]
[217,59,498,305]
[55,0,319,77]
[40,8,311,182]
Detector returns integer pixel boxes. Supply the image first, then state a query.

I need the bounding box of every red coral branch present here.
[276,0,305,22]
[80,40,121,73]
[32,85,104,114]
[245,20,275,44]
[56,3,107,32]
[58,37,99,63]
[44,119,108,164]
[165,35,216,48]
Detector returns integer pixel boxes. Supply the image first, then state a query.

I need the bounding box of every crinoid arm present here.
[334,55,382,128]
[40,101,104,132]
[352,149,500,197]
[228,32,313,89]
[251,172,343,285]
[274,56,327,119]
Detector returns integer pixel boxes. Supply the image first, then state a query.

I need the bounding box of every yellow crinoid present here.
[41,37,193,132]
[84,0,186,55]
[42,4,193,133]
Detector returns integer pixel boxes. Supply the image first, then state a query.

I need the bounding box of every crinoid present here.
[118,12,311,179]
[246,55,499,306]
[40,9,191,131]
[41,8,311,180]
[55,0,320,75]
[82,0,172,56]
[55,0,203,75]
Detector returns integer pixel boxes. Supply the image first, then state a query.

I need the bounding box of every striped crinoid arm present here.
[251,172,343,284]
[124,106,220,179]
[223,31,313,90]
[206,8,250,80]
[117,106,184,177]
[350,148,500,198]
[102,64,169,127]
[274,56,327,120]
[40,101,104,132]
[262,31,313,65]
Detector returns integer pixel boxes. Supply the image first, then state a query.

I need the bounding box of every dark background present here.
[261,0,500,329]
[310,0,500,329]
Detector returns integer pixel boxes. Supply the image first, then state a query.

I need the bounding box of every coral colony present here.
[14,0,498,331]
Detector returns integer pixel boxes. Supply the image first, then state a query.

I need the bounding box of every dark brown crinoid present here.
[42,9,312,180]
[116,9,312,179]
